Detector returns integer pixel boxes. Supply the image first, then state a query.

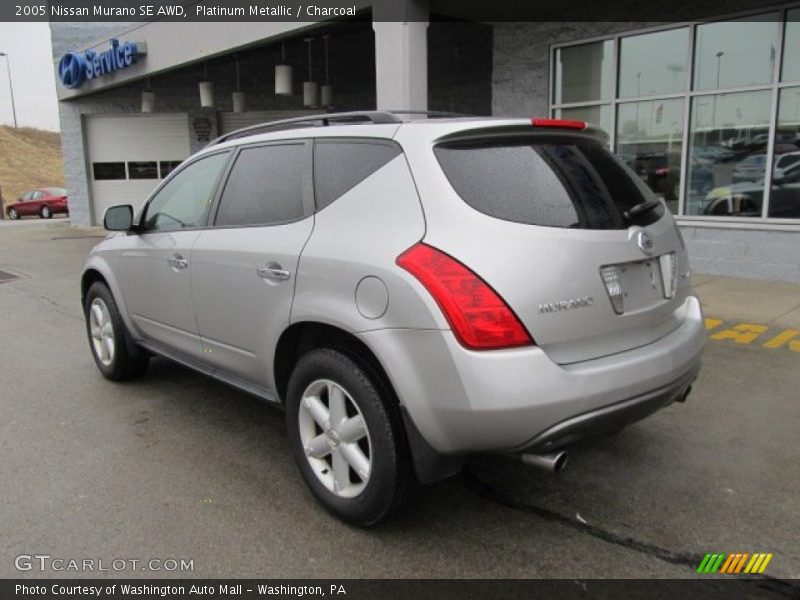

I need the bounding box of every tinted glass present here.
[768,87,800,218]
[619,28,688,98]
[93,162,126,180]
[313,140,401,210]
[435,136,659,230]
[783,11,800,83]
[616,98,685,213]
[215,144,306,227]
[128,161,158,179]
[45,187,66,196]
[686,90,772,216]
[693,14,779,91]
[554,40,614,104]
[31,191,43,200]
[555,105,613,136]
[143,152,229,231]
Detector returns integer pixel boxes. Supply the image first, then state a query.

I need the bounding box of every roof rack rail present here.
[209,109,469,146]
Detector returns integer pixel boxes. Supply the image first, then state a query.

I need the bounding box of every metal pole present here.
[0,53,18,128]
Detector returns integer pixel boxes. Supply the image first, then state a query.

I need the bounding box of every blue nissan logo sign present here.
[58,39,141,89]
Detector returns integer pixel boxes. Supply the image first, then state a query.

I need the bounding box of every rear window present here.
[434,136,662,229]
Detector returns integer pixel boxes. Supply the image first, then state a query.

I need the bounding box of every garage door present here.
[218,110,318,136]
[86,114,191,223]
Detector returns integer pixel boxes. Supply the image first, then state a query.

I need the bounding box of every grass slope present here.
[0,125,63,210]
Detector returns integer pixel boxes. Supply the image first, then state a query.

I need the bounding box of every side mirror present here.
[103,205,134,231]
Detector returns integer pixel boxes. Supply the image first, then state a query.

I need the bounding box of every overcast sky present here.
[0,23,60,131]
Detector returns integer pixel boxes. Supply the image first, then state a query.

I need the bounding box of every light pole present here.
[0,52,18,128]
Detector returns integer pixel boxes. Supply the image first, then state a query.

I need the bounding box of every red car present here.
[6,187,69,219]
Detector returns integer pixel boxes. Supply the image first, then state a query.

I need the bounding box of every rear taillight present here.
[531,118,587,130]
[396,243,533,350]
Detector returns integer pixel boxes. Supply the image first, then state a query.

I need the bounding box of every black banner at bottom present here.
[2,579,799,600]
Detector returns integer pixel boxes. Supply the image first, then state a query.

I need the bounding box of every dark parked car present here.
[6,187,69,219]
[702,162,800,218]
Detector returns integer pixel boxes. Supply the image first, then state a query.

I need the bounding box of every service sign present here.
[58,39,143,89]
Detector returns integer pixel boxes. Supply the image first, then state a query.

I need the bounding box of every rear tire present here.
[84,282,149,381]
[40,206,52,219]
[286,347,411,526]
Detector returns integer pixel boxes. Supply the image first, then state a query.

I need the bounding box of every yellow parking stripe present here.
[705,318,723,330]
[763,329,800,349]
[710,324,768,344]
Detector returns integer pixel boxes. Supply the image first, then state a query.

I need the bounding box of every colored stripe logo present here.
[697,552,773,574]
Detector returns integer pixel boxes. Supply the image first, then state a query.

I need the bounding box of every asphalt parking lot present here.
[0,220,798,582]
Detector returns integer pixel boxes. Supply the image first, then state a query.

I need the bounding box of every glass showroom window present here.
[552,6,800,221]
[768,87,800,218]
[686,90,772,216]
[617,99,685,214]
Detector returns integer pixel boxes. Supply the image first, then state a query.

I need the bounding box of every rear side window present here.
[216,143,307,227]
[434,136,661,229]
[313,140,401,210]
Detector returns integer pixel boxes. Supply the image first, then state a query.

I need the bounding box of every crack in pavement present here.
[462,469,798,597]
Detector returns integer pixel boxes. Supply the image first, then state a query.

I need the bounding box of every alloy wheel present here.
[298,379,372,498]
[89,297,115,366]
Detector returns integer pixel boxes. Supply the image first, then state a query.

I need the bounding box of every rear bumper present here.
[515,362,699,453]
[359,295,705,455]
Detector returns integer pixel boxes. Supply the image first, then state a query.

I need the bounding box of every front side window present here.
[215,143,307,227]
[142,152,229,231]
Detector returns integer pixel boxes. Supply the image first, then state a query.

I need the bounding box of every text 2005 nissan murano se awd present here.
[81,112,704,525]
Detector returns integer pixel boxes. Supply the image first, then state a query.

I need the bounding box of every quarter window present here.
[143,152,230,231]
[313,140,401,210]
[215,143,307,227]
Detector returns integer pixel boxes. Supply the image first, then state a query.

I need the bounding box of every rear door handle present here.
[168,254,189,270]
[257,263,291,282]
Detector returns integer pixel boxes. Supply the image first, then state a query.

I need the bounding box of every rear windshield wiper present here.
[624,199,662,223]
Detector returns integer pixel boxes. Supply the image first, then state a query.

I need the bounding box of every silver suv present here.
[82,112,704,525]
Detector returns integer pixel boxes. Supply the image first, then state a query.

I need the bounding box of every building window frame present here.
[550,2,800,228]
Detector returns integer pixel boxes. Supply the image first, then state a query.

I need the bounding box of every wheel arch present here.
[274,321,463,484]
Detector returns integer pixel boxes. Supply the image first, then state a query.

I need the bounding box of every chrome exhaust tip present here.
[521,450,568,473]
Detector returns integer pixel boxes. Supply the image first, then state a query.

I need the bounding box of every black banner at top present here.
[2,0,798,23]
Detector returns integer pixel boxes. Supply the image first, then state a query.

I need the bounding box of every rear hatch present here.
[429,129,688,364]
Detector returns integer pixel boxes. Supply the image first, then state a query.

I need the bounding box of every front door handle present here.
[167,254,189,270]
[257,262,291,282]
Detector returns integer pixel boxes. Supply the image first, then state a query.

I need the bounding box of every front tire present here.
[84,282,149,381]
[286,348,411,526]
[8,208,18,219]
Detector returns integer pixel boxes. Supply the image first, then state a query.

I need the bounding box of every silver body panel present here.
[83,116,704,456]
